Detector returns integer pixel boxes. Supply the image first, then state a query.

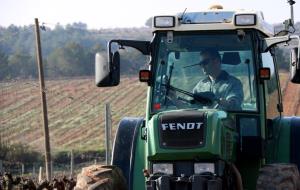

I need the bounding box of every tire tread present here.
[75,165,127,190]
[256,164,300,190]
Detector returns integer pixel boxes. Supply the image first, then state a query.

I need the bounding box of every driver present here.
[193,49,244,110]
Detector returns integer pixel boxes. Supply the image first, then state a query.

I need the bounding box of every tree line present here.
[0,22,299,80]
[0,22,152,80]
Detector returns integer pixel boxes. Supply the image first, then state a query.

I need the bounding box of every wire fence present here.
[0,155,105,176]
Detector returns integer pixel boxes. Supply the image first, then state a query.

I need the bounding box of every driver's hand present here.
[218,98,238,109]
[167,90,176,99]
[218,98,228,107]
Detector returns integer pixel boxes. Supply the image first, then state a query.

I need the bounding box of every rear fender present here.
[268,117,300,170]
[290,117,300,170]
[111,117,144,189]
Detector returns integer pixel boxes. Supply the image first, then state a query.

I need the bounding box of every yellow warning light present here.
[209,4,223,10]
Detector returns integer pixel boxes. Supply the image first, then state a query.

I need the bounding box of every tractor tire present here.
[256,163,300,190]
[75,164,127,190]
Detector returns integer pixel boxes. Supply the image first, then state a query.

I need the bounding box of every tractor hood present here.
[146,109,237,161]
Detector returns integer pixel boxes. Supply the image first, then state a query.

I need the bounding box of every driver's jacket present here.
[193,70,244,110]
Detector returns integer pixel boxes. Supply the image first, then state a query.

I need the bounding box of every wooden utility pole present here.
[34,18,52,181]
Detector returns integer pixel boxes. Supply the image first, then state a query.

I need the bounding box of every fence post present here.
[21,163,24,176]
[0,160,3,173]
[39,167,43,183]
[32,165,36,179]
[105,103,112,165]
[51,161,53,177]
[70,150,74,178]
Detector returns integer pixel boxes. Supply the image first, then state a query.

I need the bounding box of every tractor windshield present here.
[151,31,257,113]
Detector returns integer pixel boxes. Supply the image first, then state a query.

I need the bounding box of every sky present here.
[0,0,299,29]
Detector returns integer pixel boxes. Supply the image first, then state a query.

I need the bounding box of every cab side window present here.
[261,52,281,119]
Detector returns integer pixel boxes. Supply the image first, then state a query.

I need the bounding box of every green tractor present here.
[76,3,300,190]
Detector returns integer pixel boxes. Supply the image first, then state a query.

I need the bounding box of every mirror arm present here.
[263,35,300,52]
[107,39,151,71]
[262,35,290,52]
[108,39,150,55]
[118,40,150,55]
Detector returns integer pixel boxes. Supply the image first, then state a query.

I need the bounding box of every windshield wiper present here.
[183,63,201,68]
[162,83,214,105]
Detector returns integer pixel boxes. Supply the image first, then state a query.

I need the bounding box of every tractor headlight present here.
[152,163,173,175]
[154,16,175,28]
[234,14,256,26]
[194,163,215,174]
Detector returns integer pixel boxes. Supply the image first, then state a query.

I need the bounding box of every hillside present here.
[1,73,300,153]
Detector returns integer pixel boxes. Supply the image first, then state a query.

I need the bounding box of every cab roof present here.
[152,6,274,37]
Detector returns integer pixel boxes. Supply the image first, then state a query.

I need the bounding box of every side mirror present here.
[290,48,300,83]
[95,52,120,87]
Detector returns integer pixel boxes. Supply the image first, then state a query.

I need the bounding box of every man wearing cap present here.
[193,49,244,110]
